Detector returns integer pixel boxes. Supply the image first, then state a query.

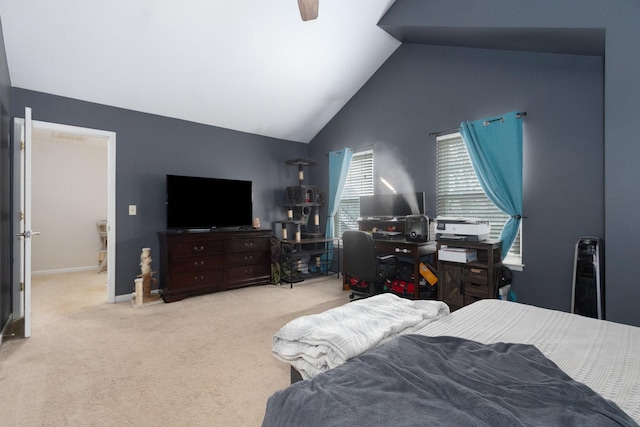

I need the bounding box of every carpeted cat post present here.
[132,247,162,307]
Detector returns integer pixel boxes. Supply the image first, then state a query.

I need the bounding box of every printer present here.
[435,217,490,241]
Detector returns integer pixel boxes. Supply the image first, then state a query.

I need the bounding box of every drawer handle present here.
[193,245,205,252]
[470,268,483,274]
[244,268,254,274]
[193,275,205,281]
[194,260,205,266]
[244,242,254,248]
[244,255,254,261]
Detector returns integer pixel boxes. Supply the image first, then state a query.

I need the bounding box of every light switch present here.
[129,205,137,215]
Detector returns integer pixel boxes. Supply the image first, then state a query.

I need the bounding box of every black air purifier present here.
[405,215,429,242]
[571,237,605,320]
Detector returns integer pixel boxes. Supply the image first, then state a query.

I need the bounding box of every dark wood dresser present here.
[158,229,272,302]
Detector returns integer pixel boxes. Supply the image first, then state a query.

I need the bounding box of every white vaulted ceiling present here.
[0,0,400,143]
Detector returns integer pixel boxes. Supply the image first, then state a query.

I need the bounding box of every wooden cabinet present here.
[436,239,502,311]
[158,229,272,302]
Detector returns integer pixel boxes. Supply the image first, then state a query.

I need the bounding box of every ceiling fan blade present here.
[298,0,319,21]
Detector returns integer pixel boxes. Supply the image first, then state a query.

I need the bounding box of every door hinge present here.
[19,211,24,222]
[20,140,24,151]
[20,282,24,291]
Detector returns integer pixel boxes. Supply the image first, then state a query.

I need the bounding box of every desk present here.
[343,238,437,299]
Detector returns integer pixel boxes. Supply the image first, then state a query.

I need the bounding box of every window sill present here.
[503,255,523,272]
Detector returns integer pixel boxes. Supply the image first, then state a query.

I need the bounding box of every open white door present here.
[12,117,117,315]
[15,107,38,338]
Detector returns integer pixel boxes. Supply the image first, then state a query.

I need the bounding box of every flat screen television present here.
[359,192,426,219]
[166,174,253,230]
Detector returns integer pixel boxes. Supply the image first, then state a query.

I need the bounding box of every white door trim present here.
[13,118,117,304]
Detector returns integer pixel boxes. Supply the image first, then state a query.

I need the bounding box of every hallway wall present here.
[31,132,108,272]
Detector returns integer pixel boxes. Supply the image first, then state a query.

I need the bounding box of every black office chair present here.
[342,230,399,300]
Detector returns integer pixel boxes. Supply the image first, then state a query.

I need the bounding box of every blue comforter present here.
[263,335,638,426]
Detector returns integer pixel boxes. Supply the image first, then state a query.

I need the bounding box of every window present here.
[436,133,522,267]
[335,150,374,238]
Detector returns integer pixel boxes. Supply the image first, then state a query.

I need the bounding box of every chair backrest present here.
[343,230,378,282]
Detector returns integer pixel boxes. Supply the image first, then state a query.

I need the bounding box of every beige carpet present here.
[0,271,349,426]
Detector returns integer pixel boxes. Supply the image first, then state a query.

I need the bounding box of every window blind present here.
[335,150,374,238]
[436,133,521,261]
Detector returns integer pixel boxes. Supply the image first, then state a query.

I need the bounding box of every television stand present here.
[158,228,272,302]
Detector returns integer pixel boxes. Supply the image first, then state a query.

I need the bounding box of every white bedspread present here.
[416,299,640,424]
[272,293,449,379]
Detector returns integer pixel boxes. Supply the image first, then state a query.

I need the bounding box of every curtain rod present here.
[428,127,459,137]
[325,144,373,156]
[429,112,527,137]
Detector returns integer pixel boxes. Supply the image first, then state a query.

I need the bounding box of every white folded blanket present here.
[272,293,450,379]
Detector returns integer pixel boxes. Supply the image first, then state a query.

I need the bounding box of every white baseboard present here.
[115,289,161,304]
[114,293,131,303]
[32,266,99,276]
[0,316,10,347]
[0,314,17,347]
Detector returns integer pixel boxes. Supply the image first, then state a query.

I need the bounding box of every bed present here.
[263,299,640,426]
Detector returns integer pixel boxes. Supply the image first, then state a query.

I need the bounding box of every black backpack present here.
[499,265,513,288]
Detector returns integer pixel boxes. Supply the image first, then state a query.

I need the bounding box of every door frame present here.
[12,118,117,312]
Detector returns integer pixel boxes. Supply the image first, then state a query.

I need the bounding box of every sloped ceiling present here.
[0,0,400,143]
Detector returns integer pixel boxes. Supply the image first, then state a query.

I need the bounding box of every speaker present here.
[571,237,605,320]
[406,215,429,242]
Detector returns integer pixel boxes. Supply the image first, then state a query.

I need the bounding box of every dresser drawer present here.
[226,237,270,253]
[170,256,224,274]
[225,250,270,267]
[464,281,492,298]
[226,263,270,284]
[374,241,416,256]
[169,239,224,258]
[169,268,224,288]
[463,267,488,285]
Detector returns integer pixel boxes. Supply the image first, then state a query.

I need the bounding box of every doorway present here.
[31,129,108,274]
[12,119,116,323]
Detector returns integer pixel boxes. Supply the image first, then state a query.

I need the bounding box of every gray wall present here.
[0,17,11,330]
[10,88,310,297]
[311,44,603,316]
[312,0,640,326]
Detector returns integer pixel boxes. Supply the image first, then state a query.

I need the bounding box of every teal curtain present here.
[323,148,353,266]
[460,111,524,259]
